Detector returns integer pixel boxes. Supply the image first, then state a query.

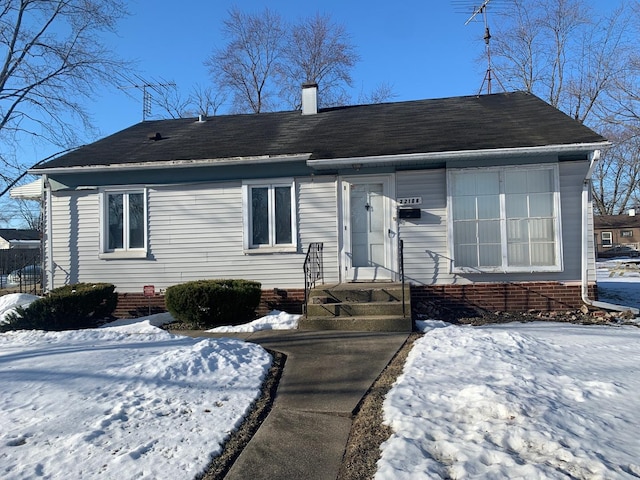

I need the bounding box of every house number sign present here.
[398,197,422,206]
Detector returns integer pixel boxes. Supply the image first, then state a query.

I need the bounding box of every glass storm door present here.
[342,176,394,281]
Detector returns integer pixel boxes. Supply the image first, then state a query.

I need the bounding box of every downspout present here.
[581,150,638,314]
[43,175,53,292]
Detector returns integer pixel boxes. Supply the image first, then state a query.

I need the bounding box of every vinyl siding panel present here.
[558,160,593,283]
[48,176,338,292]
[46,162,589,293]
[50,192,100,287]
[298,177,340,284]
[396,169,452,285]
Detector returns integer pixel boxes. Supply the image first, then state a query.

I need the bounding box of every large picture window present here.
[243,180,296,251]
[101,189,147,256]
[448,165,562,273]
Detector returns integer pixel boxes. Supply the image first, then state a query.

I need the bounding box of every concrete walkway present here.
[184,330,409,480]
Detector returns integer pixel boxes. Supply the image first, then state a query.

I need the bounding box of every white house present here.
[30,88,613,318]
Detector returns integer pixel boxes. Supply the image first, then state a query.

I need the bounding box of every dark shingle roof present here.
[594,215,640,229]
[0,229,40,241]
[35,92,606,170]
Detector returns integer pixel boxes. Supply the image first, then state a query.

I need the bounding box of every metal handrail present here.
[303,242,324,316]
[399,239,406,317]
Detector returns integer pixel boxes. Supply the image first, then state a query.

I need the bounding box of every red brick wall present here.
[113,288,306,319]
[257,288,305,316]
[114,283,593,319]
[410,282,595,313]
[114,293,167,319]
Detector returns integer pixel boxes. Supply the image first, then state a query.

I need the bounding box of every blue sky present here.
[92,0,486,137]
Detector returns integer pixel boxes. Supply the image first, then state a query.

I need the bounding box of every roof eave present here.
[306,142,612,170]
[29,153,313,175]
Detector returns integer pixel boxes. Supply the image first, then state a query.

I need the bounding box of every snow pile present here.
[208,310,300,332]
[0,324,271,479]
[377,322,640,479]
[0,292,39,324]
[101,312,176,333]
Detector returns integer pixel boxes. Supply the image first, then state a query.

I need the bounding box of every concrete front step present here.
[309,283,409,304]
[298,315,412,332]
[306,301,407,317]
[303,282,412,332]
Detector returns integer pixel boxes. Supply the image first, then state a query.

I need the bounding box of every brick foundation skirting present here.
[114,283,595,319]
[410,282,596,314]
[114,288,306,319]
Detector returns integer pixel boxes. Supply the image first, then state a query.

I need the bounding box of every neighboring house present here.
[30,88,611,316]
[0,229,41,280]
[594,213,640,257]
[0,229,40,250]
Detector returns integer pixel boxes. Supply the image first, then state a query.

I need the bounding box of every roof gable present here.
[35,91,607,171]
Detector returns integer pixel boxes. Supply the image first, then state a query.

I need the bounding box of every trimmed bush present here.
[165,279,262,328]
[1,283,117,332]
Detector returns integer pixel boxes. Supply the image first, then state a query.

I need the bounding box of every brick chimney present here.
[302,82,318,115]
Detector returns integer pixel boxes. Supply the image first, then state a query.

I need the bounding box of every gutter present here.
[307,142,611,170]
[581,150,639,314]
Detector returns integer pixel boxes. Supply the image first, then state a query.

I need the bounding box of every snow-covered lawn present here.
[377,322,640,479]
[377,262,640,479]
[0,310,274,479]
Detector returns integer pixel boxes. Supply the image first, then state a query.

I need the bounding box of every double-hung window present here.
[101,189,147,257]
[448,165,562,272]
[243,179,297,251]
[601,232,613,247]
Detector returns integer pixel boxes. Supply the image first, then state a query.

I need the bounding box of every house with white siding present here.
[29,87,616,321]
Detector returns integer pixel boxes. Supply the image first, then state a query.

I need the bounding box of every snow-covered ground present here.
[0,308,278,479]
[207,310,299,332]
[595,257,640,310]
[1,260,638,479]
[377,261,640,479]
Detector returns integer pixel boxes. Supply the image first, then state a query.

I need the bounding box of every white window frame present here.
[99,187,148,259]
[601,231,613,247]
[447,164,563,273]
[242,178,297,253]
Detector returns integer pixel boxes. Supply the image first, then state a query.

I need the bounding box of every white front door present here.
[342,175,395,281]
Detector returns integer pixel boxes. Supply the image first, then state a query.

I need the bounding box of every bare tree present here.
[206,8,382,113]
[492,0,635,125]
[492,0,640,214]
[358,82,398,105]
[278,12,359,109]
[188,83,227,117]
[15,198,40,230]
[592,128,640,215]
[148,84,191,120]
[0,0,130,187]
[206,7,285,113]
[150,82,228,119]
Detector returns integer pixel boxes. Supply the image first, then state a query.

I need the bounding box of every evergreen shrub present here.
[165,279,262,328]
[1,283,117,332]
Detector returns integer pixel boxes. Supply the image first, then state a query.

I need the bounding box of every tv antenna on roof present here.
[119,76,176,121]
[457,0,506,95]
